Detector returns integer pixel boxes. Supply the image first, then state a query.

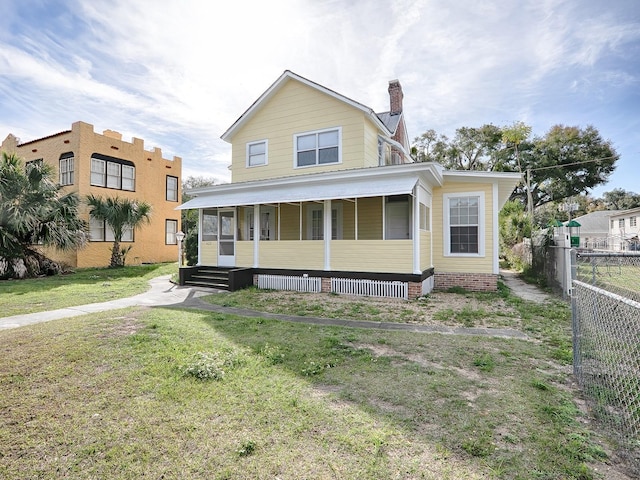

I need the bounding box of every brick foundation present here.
[434,272,498,292]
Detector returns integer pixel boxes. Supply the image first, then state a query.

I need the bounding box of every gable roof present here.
[221,70,392,142]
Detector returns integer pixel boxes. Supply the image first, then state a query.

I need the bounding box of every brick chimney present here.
[388,79,403,115]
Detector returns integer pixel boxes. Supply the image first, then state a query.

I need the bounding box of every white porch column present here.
[413,188,421,274]
[253,204,260,268]
[492,183,499,274]
[197,209,203,265]
[324,199,331,270]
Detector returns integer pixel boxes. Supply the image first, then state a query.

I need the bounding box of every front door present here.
[218,209,235,267]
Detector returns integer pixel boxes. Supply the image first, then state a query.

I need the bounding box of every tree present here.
[515,125,618,210]
[600,188,640,210]
[0,152,86,279]
[86,195,151,268]
[181,176,217,265]
[412,123,619,219]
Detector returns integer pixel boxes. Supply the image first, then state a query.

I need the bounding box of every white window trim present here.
[166,219,178,245]
[246,139,268,167]
[443,191,485,257]
[293,127,342,169]
[306,203,343,240]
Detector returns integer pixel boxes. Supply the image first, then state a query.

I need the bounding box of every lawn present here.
[0,263,177,317]
[0,277,622,479]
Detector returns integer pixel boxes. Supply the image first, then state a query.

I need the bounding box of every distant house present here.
[178,71,521,299]
[609,207,640,251]
[1,121,182,268]
[572,210,620,249]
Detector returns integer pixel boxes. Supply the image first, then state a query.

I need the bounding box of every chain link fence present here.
[572,251,640,473]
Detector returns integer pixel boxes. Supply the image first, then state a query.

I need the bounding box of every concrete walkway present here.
[499,269,555,303]
[0,272,551,340]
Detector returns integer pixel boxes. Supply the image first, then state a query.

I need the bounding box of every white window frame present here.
[246,206,276,240]
[166,175,178,202]
[59,156,74,186]
[306,204,343,240]
[90,158,106,187]
[294,127,342,169]
[443,192,485,257]
[107,162,121,189]
[631,216,637,227]
[166,219,178,245]
[89,216,133,242]
[246,140,268,167]
[122,165,135,191]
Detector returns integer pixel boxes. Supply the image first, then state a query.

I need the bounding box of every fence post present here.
[570,249,580,379]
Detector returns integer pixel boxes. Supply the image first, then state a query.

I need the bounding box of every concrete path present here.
[0,273,550,340]
[500,269,555,303]
[0,275,215,330]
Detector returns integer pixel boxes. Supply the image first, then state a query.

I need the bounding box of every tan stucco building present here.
[1,121,182,268]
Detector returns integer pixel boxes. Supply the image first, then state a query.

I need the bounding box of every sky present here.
[1,0,638,198]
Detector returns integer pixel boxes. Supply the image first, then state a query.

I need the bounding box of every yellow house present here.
[1,121,182,268]
[179,71,520,299]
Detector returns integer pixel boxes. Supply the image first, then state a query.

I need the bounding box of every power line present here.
[528,155,617,173]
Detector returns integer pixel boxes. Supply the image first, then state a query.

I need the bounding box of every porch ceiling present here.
[177,176,418,210]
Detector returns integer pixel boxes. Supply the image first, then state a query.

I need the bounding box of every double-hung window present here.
[166,219,178,244]
[89,216,133,242]
[59,153,74,185]
[90,154,135,191]
[444,193,484,255]
[295,128,340,168]
[246,140,267,167]
[166,175,178,202]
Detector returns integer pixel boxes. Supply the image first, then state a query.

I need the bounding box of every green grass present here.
[0,263,177,317]
[0,300,612,479]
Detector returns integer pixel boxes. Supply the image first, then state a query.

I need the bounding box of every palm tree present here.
[86,194,151,268]
[0,152,87,279]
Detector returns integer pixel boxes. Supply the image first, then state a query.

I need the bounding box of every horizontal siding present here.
[231,80,371,183]
[432,184,494,274]
[235,241,254,267]
[258,241,325,269]
[201,241,217,265]
[331,240,413,273]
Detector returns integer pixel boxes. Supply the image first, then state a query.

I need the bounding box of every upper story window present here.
[59,153,74,186]
[444,193,484,256]
[90,154,135,191]
[619,219,625,228]
[295,127,341,168]
[246,140,267,167]
[631,216,637,227]
[166,175,179,202]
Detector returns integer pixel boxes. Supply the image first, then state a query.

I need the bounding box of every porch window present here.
[444,193,484,255]
[202,209,218,241]
[419,203,430,231]
[247,140,267,167]
[295,128,340,167]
